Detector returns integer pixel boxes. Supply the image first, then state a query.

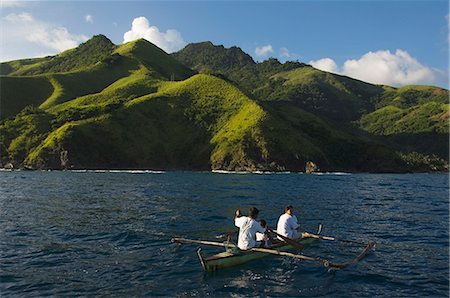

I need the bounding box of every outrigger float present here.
[172,225,376,272]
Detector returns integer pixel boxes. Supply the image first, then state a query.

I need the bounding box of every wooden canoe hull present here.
[197,237,318,272]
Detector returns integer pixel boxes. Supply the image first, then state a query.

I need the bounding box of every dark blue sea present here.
[0,171,448,297]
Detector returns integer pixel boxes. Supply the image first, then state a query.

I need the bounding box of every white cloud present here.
[85,15,94,24]
[123,16,185,53]
[1,12,88,61]
[0,0,26,8]
[255,44,274,57]
[310,49,440,87]
[4,11,32,22]
[309,57,339,73]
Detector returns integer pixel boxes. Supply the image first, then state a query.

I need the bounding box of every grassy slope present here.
[1,37,200,168]
[172,43,382,121]
[0,57,51,76]
[20,73,410,171]
[263,66,383,121]
[360,85,449,134]
[0,107,54,165]
[1,37,195,120]
[0,55,139,118]
[40,55,140,109]
[358,86,449,159]
[0,76,54,119]
[173,43,448,142]
[26,74,266,169]
[7,35,116,76]
[117,39,195,81]
[172,43,308,99]
[359,103,449,135]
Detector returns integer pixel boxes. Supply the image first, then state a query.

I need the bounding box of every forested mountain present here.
[1,35,448,171]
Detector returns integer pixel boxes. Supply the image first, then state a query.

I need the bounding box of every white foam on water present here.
[70,169,165,174]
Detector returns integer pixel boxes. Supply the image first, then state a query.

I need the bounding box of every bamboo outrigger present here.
[172,225,375,272]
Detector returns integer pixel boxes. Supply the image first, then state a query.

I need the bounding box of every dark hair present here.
[285,205,294,213]
[249,207,259,219]
[259,219,267,227]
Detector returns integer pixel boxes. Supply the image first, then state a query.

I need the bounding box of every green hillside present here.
[0,35,448,172]
[2,35,116,76]
[0,76,54,119]
[2,73,409,172]
[173,42,449,162]
[172,43,307,97]
[0,37,195,118]
[260,66,382,121]
[359,103,448,135]
[360,85,449,135]
[0,57,50,76]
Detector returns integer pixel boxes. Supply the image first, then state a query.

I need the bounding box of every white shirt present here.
[235,216,265,250]
[256,232,267,242]
[276,213,300,239]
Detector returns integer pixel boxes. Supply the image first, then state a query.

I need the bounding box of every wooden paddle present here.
[269,229,304,250]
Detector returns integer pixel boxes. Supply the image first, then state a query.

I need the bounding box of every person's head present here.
[259,219,267,228]
[285,205,294,215]
[249,207,259,219]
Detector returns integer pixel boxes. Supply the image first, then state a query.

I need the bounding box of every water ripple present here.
[0,172,448,297]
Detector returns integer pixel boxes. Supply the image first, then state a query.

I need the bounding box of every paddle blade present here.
[269,229,304,250]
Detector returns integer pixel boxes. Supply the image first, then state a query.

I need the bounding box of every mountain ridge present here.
[1,35,448,172]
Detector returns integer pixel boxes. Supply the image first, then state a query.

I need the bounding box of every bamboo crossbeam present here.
[171,237,236,247]
[251,247,322,263]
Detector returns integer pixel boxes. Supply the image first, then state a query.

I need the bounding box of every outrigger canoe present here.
[196,235,319,272]
[172,225,376,272]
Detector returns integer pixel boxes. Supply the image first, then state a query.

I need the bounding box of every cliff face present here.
[0,36,448,172]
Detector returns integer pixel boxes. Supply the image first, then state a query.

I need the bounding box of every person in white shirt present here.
[234,207,266,250]
[276,205,300,240]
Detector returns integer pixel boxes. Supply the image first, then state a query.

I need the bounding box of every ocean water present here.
[0,171,448,297]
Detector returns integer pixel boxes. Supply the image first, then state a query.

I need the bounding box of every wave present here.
[211,170,292,175]
[312,172,351,175]
[71,169,165,174]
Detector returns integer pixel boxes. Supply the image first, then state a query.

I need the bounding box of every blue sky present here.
[1,0,449,88]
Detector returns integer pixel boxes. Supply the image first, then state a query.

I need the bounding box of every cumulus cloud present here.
[1,12,88,61]
[310,49,440,87]
[123,16,186,53]
[255,44,274,57]
[85,15,94,24]
[309,57,339,73]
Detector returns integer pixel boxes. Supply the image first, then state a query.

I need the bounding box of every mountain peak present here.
[83,34,115,47]
[4,34,117,75]
[115,37,195,81]
[172,41,255,72]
